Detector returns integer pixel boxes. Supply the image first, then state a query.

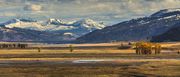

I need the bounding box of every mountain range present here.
[0,8,180,43]
[77,8,180,43]
[0,18,105,42]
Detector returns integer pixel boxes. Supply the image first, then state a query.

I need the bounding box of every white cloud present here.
[24,4,43,11]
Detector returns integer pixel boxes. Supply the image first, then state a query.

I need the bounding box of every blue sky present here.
[0,0,180,25]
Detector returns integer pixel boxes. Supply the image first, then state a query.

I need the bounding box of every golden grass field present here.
[0,42,180,77]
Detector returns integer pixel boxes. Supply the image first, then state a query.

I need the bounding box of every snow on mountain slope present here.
[2,18,105,32]
[73,19,105,30]
[5,19,46,31]
[77,8,180,43]
[46,18,74,25]
[151,8,180,17]
[0,18,105,41]
[3,18,70,31]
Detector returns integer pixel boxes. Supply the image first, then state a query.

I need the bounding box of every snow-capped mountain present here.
[68,19,105,36]
[0,18,105,42]
[0,18,37,26]
[4,18,46,31]
[77,8,180,43]
[1,18,105,32]
[73,19,105,30]
[46,18,74,25]
[1,18,71,31]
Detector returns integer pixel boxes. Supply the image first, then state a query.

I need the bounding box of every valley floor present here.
[0,42,180,77]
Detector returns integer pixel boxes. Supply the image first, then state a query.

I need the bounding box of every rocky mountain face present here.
[77,8,180,43]
[0,18,105,42]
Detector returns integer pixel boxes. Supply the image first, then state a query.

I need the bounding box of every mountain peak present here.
[47,18,63,25]
[0,18,20,26]
[151,8,180,17]
[79,18,95,23]
[19,18,37,22]
[46,18,75,25]
[77,8,180,43]
[73,18,105,30]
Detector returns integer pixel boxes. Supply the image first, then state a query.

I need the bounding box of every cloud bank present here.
[0,0,180,25]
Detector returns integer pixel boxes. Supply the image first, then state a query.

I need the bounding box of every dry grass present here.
[0,58,78,61]
[0,42,179,77]
[0,60,179,77]
[0,49,135,54]
[137,60,180,77]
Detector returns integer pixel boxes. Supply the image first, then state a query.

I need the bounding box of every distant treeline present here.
[0,41,76,44]
[0,44,28,49]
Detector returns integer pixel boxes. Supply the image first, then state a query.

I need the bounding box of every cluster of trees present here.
[117,43,132,49]
[0,43,28,49]
[135,42,161,54]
